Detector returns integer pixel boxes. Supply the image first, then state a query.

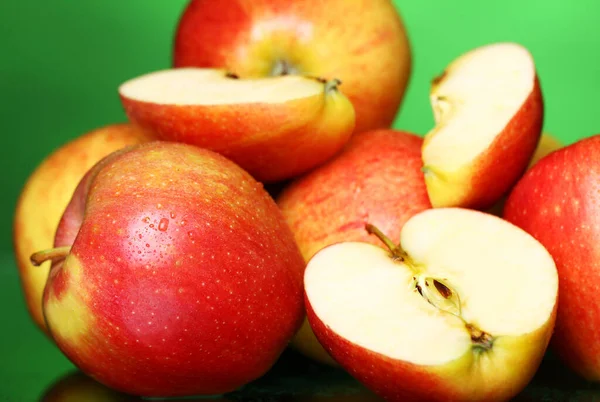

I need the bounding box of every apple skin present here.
[486,132,562,217]
[42,141,306,397]
[12,123,150,334]
[120,74,355,183]
[277,129,432,365]
[504,134,600,381]
[424,76,544,210]
[305,292,555,402]
[172,0,412,134]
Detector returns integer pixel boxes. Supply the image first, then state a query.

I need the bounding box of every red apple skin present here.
[424,77,544,210]
[277,130,431,365]
[120,81,355,183]
[172,0,412,134]
[278,129,431,266]
[12,123,150,334]
[504,134,600,381]
[42,142,306,397]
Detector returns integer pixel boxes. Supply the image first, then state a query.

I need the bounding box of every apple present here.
[32,141,306,397]
[172,0,411,134]
[422,42,544,210]
[304,208,558,402]
[12,123,150,334]
[276,129,432,365]
[119,68,355,182]
[503,134,600,381]
[486,132,563,217]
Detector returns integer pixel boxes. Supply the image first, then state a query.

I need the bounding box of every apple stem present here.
[364,224,408,262]
[30,246,71,267]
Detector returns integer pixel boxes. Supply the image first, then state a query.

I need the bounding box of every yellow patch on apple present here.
[44,255,94,345]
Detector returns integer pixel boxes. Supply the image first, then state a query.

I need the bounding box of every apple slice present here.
[422,43,543,209]
[305,208,557,402]
[119,68,355,182]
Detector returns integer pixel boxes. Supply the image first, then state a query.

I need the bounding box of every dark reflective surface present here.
[37,349,600,402]
[37,349,381,401]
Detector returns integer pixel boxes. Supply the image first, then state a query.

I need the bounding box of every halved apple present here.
[305,208,558,402]
[119,68,355,182]
[422,43,544,209]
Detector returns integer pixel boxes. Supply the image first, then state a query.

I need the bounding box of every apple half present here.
[304,208,558,402]
[422,42,544,210]
[119,68,355,182]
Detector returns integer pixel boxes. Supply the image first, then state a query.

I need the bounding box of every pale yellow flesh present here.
[119,68,325,105]
[423,43,535,172]
[305,208,557,366]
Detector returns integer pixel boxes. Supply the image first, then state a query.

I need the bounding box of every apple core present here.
[366,223,494,353]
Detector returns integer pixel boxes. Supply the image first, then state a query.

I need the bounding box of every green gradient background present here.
[1,0,599,400]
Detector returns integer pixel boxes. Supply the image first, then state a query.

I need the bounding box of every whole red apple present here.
[33,141,306,397]
[172,0,412,134]
[276,129,432,365]
[504,134,600,381]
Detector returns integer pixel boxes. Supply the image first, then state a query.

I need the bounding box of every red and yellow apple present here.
[277,129,432,365]
[172,0,411,134]
[119,69,355,182]
[12,123,150,334]
[504,134,600,381]
[422,42,544,210]
[34,141,306,397]
[305,208,558,401]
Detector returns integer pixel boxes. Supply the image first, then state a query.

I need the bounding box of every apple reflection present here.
[39,369,380,402]
[39,371,141,402]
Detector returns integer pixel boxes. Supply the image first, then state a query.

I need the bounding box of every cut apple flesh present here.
[119,68,328,105]
[305,208,557,366]
[423,43,536,172]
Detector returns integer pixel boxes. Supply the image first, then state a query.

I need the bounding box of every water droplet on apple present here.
[187,231,194,239]
[170,212,176,219]
[158,218,169,231]
[142,217,150,223]
[180,220,187,226]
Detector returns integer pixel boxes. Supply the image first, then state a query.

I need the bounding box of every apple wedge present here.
[305,208,558,402]
[422,43,543,209]
[119,68,355,182]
